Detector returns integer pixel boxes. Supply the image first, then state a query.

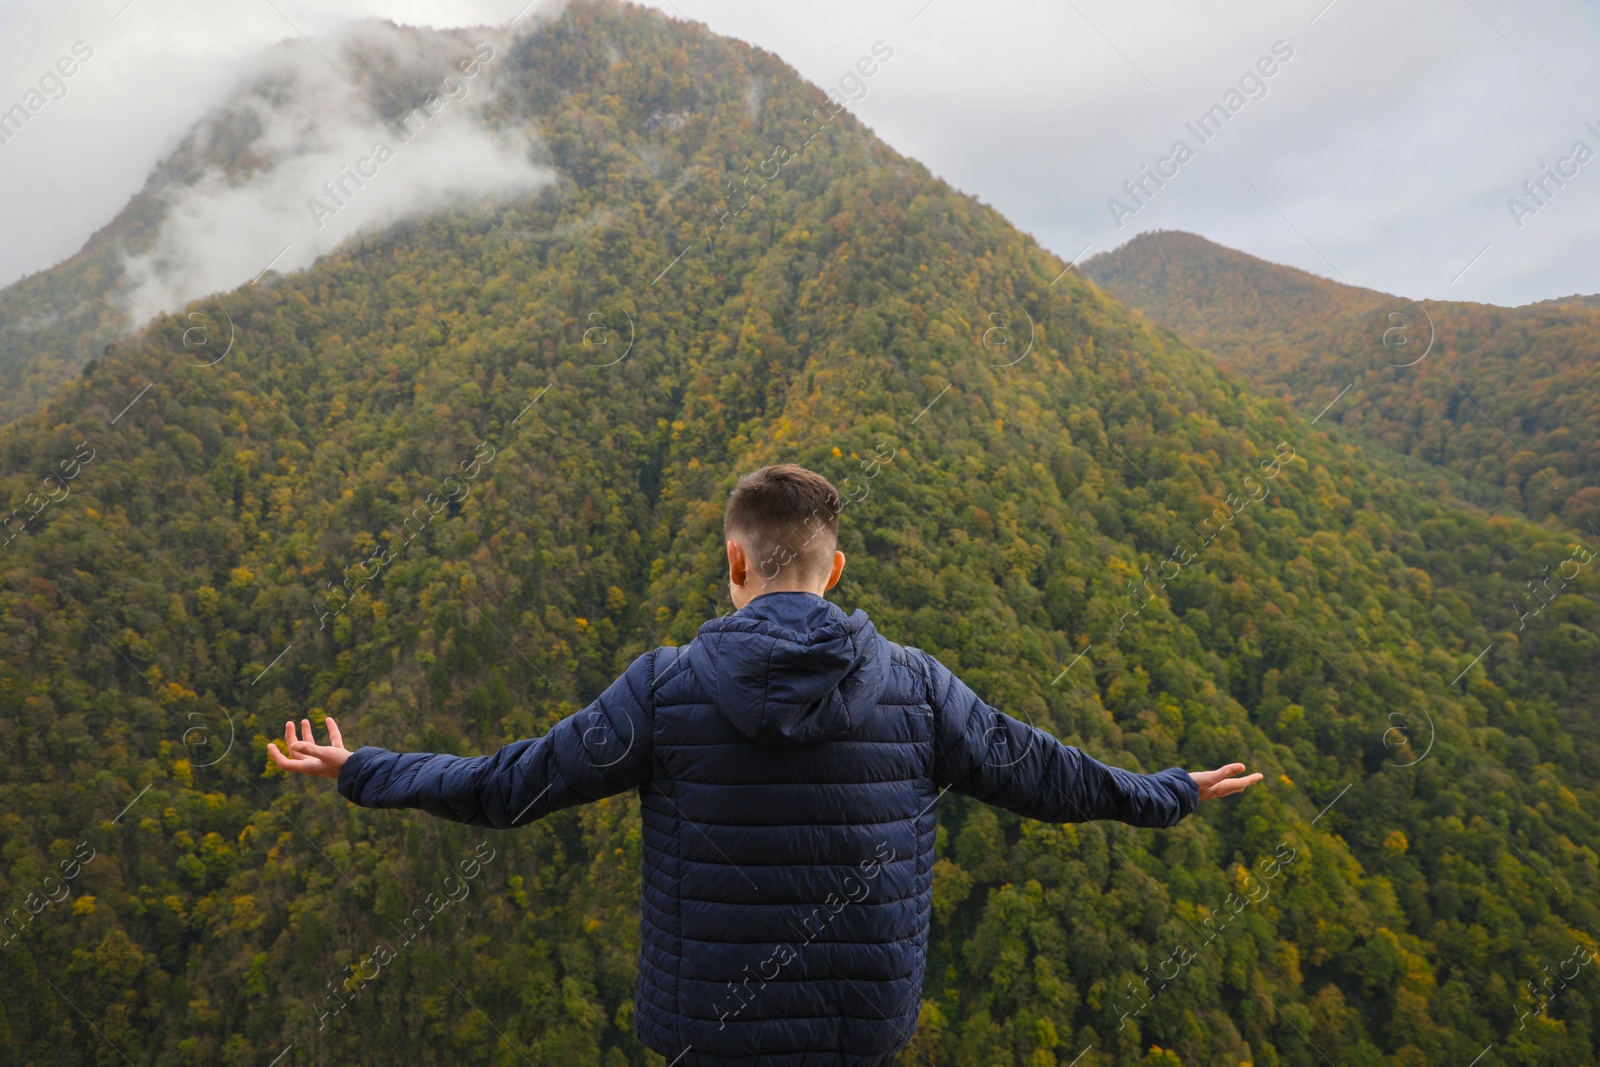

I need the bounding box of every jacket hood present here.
[686,591,888,746]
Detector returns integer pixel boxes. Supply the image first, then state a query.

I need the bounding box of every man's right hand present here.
[1189,763,1263,801]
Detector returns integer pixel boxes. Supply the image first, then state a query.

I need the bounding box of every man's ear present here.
[727,539,748,588]
[824,550,845,592]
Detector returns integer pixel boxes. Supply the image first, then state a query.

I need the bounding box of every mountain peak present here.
[1085,229,1387,322]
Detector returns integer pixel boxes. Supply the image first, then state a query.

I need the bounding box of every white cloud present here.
[0,0,561,305]
[115,21,554,324]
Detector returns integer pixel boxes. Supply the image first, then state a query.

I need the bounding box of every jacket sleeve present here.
[335,651,656,828]
[921,650,1198,828]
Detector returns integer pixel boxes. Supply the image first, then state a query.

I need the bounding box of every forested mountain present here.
[1083,231,1600,531]
[0,21,528,429]
[1535,295,1600,314]
[0,238,131,429]
[3,5,1599,1066]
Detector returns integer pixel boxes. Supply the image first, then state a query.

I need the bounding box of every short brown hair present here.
[724,464,841,585]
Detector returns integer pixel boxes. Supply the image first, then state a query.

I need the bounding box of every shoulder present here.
[878,635,919,674]
[599,649,673,715]
[877,636,948,705]
[642,644,694,699]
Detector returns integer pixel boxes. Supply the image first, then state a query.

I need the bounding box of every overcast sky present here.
[1,0,1597,307]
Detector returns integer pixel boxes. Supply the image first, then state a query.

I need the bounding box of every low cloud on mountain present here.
[118,20,554,326]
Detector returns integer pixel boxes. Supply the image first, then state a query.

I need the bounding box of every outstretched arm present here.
[922,652,1259,827]
[266,652,657,828]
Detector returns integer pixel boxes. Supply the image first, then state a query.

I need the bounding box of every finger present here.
[284,720,295,748]
[1220,773,1264,797]
[1217,763,1246,777]
[288,739,338,760]
[300,718,314,745]
[326,717,344,750]
[268,743,317,773]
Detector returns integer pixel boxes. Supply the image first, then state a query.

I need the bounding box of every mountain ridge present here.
[1085,229,1600,530]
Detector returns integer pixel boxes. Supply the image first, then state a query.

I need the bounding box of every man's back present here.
[335,590,1200,1066]
[640,591,931,1065]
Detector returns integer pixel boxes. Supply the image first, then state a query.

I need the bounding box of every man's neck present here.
[737,588,826,610]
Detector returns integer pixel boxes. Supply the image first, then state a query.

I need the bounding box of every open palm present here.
[1189,762,1263,801]
[266,717,350,780]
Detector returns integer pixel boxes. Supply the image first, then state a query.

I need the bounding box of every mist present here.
[117,20,554,326]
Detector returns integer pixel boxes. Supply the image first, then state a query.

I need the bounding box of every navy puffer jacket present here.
[338,591,1198,1066]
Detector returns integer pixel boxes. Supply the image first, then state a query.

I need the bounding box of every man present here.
[269,463,1261,1066]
